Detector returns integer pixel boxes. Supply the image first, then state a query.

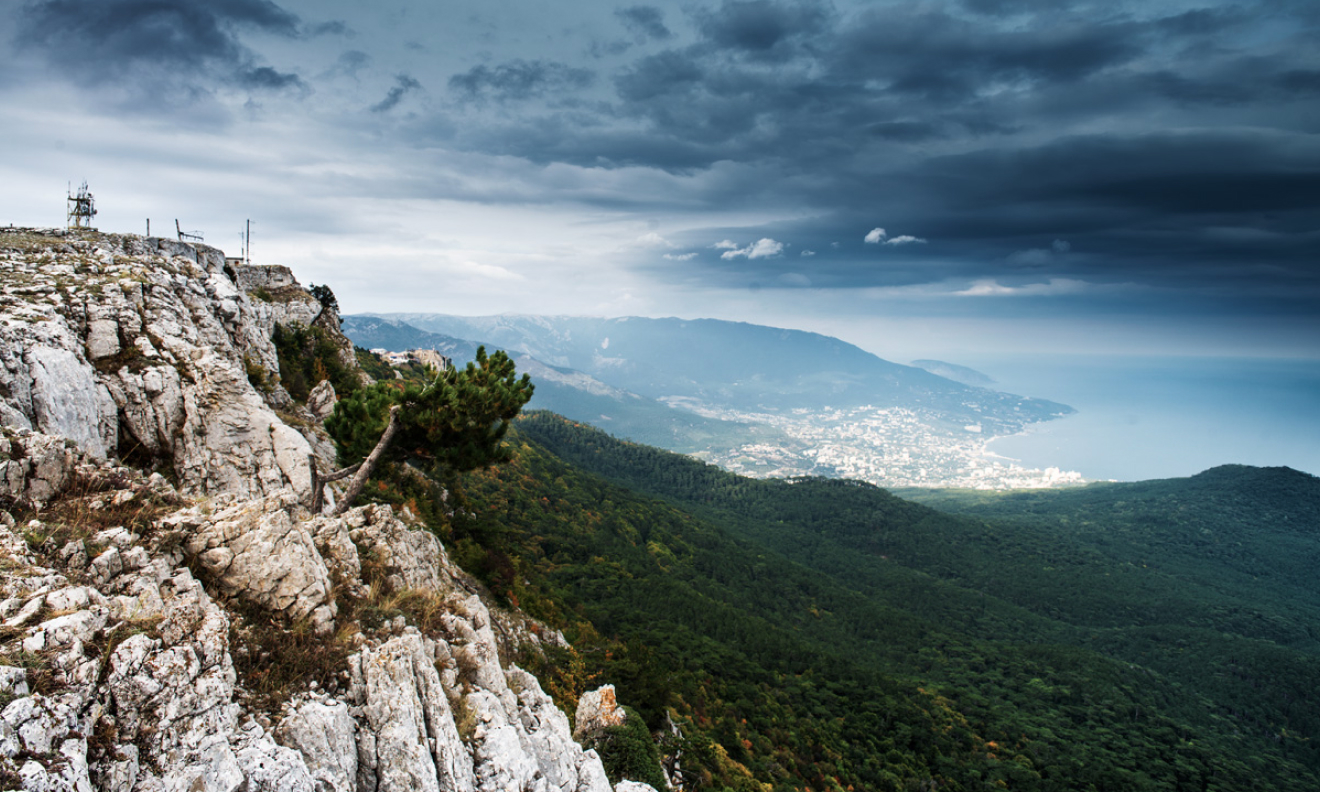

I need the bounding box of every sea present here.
[969,353,1320,482]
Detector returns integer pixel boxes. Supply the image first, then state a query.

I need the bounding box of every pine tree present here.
[319,346,533,513]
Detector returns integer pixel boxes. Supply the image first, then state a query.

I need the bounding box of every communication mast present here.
[66,181,97,230]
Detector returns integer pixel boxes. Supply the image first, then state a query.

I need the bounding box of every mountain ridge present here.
[352,312,1074,425]
[345,312,1081,488]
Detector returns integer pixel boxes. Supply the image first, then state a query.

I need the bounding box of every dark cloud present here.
[867,120,945,142]
[694,0,831,55]
[15,0,303,91]
[307,20,352,37]
[15,0,1311,323]
[447,0,1319,174]
[331,50,371,79]
[959,0,1064,16]
[448,60,595,102]
[616,5,672,41]
[833,9,1143,100]
[371,74,422,113]
[434,0,1320,315]
[239,65,304,91]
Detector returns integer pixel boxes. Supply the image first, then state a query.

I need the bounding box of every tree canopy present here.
[323,346,533,510]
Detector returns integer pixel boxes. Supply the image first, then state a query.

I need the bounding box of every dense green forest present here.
[412,411,1320,791]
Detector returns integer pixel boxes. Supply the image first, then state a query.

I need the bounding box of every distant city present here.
[676,402,1086,489]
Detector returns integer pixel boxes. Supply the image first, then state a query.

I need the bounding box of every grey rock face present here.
[0,231,316,500]
[0,474,623,792]
[574,686,626,742]
[275,699,358,792]
[613,782,659,792]
[0,229,646,792]
[0,429,78,509]
[178,491,337,633]
[306,380,337,421]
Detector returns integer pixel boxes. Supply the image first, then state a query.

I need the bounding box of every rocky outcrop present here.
[573,686,626,742]
[0,228,659,792]
[0,229,323,500]
[0,432,651,792]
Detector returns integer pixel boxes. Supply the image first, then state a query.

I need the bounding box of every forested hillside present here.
[425,411,1320,791]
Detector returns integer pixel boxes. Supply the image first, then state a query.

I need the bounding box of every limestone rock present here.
[180,491,336,633]
[306,380,337,421]
[235,739,319,792]
[25,337,117,460]
[574,685,626,742]
[0,229,647,792]
[0,231,319,500]
[275,699,358,792]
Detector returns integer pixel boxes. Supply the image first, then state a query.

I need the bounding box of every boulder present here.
[574,685,627,741]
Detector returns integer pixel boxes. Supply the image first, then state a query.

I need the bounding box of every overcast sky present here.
[2,0,1317,362]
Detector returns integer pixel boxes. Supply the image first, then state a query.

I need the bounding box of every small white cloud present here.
[1052,239,1071,254]
[461,260,522,281]
[747,238,783,258]
[778,272,812,287]
[864,227,887,244]
[884,235,927,245]
[712,239,739,249]
[800,249,816,257]
[955,278,1090,297]
[720,238,784,259]
[637,232,675,248]
[663,252,698,261]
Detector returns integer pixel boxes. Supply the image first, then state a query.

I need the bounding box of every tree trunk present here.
[332,404,402,515]
[309,455,362,514]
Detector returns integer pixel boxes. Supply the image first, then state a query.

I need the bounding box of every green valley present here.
[407,411,1320,791]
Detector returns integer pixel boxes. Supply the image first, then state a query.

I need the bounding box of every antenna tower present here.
[67,181,97,230]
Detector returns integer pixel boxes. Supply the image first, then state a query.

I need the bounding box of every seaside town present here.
[685,403,1087,489]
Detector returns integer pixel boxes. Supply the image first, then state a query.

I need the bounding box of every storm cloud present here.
[449,60,595,102]
[371,74,421,113]
[1,0,1316,355]
[15,0,305,92]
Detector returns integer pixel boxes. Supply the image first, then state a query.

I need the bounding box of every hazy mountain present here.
[341,314,784,452]
[359,313,1074,432]
[910,358,996,386]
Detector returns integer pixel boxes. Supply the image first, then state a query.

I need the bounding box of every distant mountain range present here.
[347,314,1071,421]
[341,314,785,452]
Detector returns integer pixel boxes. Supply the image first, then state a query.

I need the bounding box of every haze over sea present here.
[971,353,1320,482]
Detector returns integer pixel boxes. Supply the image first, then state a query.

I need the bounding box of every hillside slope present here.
[491,411,1320,790]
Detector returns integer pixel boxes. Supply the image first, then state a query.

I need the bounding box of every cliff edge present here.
[0,228,653,792]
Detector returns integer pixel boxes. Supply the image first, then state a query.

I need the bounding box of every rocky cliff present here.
[0,228,654,792]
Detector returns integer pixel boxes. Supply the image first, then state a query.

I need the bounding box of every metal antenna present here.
[67,181,97,230]
[175,219,204,243]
